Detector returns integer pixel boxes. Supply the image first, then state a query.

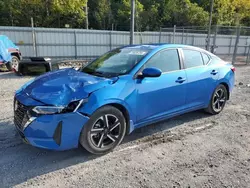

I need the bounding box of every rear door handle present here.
[176,77,186,83]
[211,70,218,75]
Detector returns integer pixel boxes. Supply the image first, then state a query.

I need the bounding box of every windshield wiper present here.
[84,70,119,78]
[91,71,106,77]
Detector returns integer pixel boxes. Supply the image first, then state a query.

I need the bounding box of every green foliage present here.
[214,0,236,25]
[0,0,87,28]
[88,0,112,30]
[111,0,144,31]
[143,0,208,28]
[185,0,209,26]
[194,0,250,26]
[0,0,249,30]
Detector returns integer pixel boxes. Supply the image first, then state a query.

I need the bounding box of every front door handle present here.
[211,70,218,75]
[176,77,186,83]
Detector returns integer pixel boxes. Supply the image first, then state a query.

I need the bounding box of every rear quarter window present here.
[202,53,210,64]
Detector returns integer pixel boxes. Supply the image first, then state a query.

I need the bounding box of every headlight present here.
[32,99,87,115]
[32,106,65,115]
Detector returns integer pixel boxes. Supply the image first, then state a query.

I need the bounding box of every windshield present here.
[82,47,151,77]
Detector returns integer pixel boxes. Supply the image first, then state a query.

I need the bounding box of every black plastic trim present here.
[53,121,62,146]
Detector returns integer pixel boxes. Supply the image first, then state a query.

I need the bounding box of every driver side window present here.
[144,49,180,72]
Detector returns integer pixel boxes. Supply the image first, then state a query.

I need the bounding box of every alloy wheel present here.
[212,88,226,112]
[90,114,121,149]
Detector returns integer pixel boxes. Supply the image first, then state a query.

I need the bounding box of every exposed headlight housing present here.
[32,99,87,115]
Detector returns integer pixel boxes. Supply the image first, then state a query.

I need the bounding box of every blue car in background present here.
[0,35,21,71]
[14,44,235,154]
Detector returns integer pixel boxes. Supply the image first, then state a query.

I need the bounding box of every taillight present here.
[231,67,236,73]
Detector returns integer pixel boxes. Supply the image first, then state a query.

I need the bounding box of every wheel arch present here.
[104,103,131,135]
[219,82,230,100]
[11,52,20,59]
[80,102,133,135]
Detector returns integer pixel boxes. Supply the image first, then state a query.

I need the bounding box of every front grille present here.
[14,100,29,130]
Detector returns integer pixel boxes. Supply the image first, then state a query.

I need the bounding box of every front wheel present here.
[205,84,228,115]
[79,106,126,155]
[5,62,12,71]
[5,56,19,71]
[11,56,20,71]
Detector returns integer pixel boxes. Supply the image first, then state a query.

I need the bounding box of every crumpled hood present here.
[21,68,115,106]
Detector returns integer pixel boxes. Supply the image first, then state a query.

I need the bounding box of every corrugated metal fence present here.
[0,26,250,64]
[0,26,160,59]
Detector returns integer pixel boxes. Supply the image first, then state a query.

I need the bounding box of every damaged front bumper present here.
[15,111,89,151]
[14,93,89,151]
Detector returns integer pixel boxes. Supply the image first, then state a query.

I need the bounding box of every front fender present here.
[80,94,136,122]
[78,79,137,126]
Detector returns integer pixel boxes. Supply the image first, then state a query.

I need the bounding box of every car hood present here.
[20,68,116,106]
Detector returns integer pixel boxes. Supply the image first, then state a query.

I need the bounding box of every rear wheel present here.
[80,106,126,154]
[205,84,228,115]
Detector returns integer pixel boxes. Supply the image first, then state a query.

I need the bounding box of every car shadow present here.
[1,110,210,187]
[123,110,211,143]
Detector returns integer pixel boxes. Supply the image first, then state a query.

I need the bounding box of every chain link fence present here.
[160,25,250,65]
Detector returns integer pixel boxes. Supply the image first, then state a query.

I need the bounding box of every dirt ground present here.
[0,66,250,188]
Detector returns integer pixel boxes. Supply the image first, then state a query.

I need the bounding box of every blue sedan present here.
[14,44,235,154]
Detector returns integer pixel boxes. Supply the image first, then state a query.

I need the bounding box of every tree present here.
[0,0,87,28]
[88,0,112,30]
[52,0,87,28]
[111,0,144,31]
[184,0,209,26]
[156,0,208,27]
[232,0,250,25]
[0,0,249,30]
[193,0,250,26]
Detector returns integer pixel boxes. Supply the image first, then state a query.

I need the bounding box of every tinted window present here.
[202,53,210,64]
[145,50,180,72]
[19,63,49,75]
[183,50,204,68]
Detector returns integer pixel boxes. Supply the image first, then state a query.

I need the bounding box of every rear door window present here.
[183,49,204,68]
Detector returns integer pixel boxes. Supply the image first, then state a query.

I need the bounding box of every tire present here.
[205,84,228,115]
[5,62,12,71]
[11,56,20,71]
[79,105,126,155]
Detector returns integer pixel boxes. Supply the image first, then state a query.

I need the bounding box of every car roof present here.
[121,44,216,57]
[122,43,200,50]
[121,44,165,50]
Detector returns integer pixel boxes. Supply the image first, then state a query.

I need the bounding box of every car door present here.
[182,49,219,108]
[135,49,187,123]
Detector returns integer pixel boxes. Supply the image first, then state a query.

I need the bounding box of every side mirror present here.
[140,67,162,78]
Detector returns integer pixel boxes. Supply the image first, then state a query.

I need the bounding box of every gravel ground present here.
[0,66,250,188]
